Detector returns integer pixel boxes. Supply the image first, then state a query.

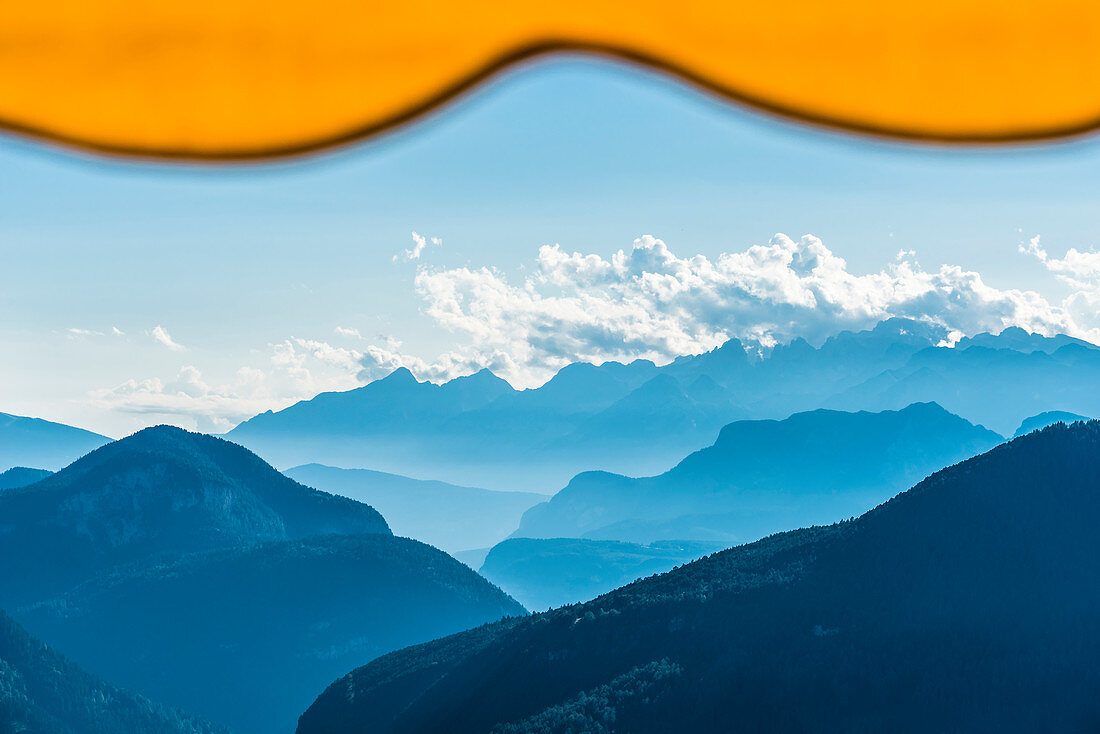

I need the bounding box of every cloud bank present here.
[359,233,1100,387]
[89,339,365,432]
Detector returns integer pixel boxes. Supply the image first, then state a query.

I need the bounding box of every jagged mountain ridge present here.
[226,319,1097,491]
[826,342,1100,434]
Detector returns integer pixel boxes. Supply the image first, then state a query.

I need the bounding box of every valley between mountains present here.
[2,319,1099,733]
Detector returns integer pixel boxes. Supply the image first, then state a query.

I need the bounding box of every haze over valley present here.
[4,310,1100,733]
[5,57,1100,733]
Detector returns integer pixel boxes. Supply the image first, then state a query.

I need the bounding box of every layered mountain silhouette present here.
[2,427,524,734]
[827,342,1100,435]
[1,608,225,734]
[298,420,1100,734]
[515,402,1002,544]
[228,362,673,491]
[0,411,110,472]
[18,534,525,734]
[545,373,746,464]
[284,464,546,552]
[226,319,1096,491]
[479,538,722,611]
[0,466,51,490]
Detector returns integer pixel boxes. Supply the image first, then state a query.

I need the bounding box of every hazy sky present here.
[3,57,1100,437]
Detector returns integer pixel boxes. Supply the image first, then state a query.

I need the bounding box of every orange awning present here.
[1,0,1098,160]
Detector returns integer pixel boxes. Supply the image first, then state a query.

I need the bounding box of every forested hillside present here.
[0,609,226,734]
[2,427,523,734]
[0,425,390,606]
[300,421,1100,734]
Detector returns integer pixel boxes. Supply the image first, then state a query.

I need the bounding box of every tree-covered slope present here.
[0,608,225,734]
[17,534,524,734]
[516,402,1002,544]
[0,427,530,734]
[299,421,1100,734]
[0,426,390,606]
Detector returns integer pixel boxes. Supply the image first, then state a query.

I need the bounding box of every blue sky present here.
[2,56,1100,436]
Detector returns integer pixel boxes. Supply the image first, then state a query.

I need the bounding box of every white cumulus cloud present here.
[67,328,104,338]
[89,365,269,432]
[151,325,185,351]
[374,233,1098,388]
[394,231,442,262]
[1021,234,1100,334]
[89,339,367,431]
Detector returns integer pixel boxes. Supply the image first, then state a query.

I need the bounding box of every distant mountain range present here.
[284,464,546,552]
[479,538,723,611]
[825,341,1100,434]
[1,608,225,734]
[0,412,110,472]
[1014,410,1092,438]
[515,402,1002,544]
[2,428,524,734]
[298,420,1100,734]
[0,466,52,490]
[226,319,1100,491]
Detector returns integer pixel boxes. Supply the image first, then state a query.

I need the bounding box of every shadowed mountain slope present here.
[0,608,225,734]
[17,534,525,734]
[0,466,52,490]
[299,421,1100,734]
[0,426,390,606]
[2,427,524,734]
